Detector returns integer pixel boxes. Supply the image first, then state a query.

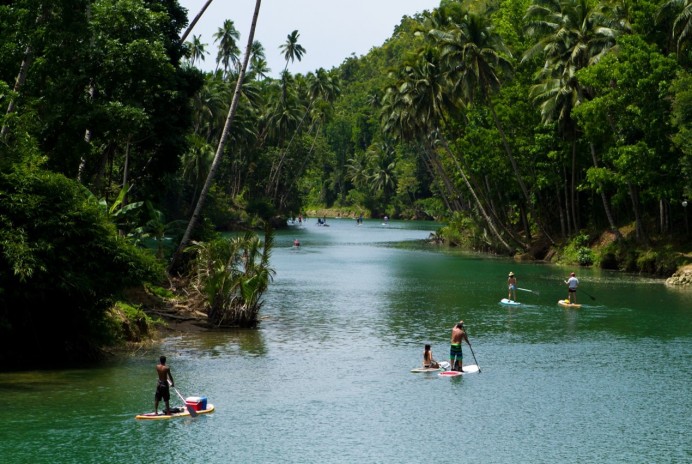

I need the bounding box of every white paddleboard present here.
[411,361,450,373]
[411,366,442,373]
[438,364,480,377]
[500,298,521,306]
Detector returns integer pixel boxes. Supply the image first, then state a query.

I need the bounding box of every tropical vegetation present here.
[0,0,689,368]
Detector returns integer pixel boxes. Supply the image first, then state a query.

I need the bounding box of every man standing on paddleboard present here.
[565,272,579,304]
[155,356,175,415]
[507,272,517,301]
[450,321,471,372]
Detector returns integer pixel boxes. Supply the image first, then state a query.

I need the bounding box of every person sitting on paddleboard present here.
[423,344,440,369]
[450,321,471,372]
[155,355,175,415]
[507,271,517,301]
[565,272,579,304]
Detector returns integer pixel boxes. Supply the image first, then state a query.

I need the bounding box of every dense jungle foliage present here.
[0,0,690,367]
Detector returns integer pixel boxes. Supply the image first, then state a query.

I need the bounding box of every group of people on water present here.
[506,270,580,304]
[423,320,472,372]
[422,271,581,372]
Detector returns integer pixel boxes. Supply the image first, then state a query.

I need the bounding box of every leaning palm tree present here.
[430,11,547,247]
[180,0,214,43]
[169,0,262,275]
[381,48,514,252]
[279,29,306,72]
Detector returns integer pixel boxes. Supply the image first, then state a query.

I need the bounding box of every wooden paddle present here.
[170,381,198,417]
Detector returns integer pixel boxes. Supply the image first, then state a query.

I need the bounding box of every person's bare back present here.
[157,363,171,383]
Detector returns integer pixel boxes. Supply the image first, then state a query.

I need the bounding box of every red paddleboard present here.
[438,364,480,377]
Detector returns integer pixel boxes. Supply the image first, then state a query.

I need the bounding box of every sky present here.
[177,0,441,77]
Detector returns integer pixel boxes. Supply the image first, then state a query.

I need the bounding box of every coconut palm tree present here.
[213,19,241,76]
[186,34,207,66]
[381,48,514,252]
[523,0,624,236]
[170,0,262,275]
[658,0,691,56]
[279,29,306,72]
[430,11,549,247]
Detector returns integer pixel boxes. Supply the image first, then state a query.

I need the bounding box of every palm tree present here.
[188,228,275,327]
[431,11,548,247]
[213,19,241,75]
[658,0,691,56]
[279,29,306,72]
[367,142,397,204]
[380,48,514,252]
[523,0,624,236]
[249,40,270,79]
[186,34,207,66]
[169,0,262,275]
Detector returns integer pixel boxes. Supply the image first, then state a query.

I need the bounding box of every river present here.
[1,218,690,463]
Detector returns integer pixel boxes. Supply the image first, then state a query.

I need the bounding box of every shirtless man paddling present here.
[154,356,175,415]
[450,321,471,372]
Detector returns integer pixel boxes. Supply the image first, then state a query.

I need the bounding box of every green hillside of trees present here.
[1,0,689,367]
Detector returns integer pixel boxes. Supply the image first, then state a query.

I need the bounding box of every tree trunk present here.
[489,103,553,245]
[570,137,578,233]
[437,136,514,253]
[180,0,215,43]
[628,183,648,246]
[1,7,46,140]
[169,0,262,275]
[590,143,622,240]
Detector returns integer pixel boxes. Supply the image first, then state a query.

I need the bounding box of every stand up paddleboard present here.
[411,361,450,373]
[500,298,521,306]
[438,364,480,377]
[558,299,582,308]
[135,404,215,420]
[411,366,443,373]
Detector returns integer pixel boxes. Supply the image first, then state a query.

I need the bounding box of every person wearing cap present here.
[449,321,471,372]
[565,272,579,304]
[507,271,517,302]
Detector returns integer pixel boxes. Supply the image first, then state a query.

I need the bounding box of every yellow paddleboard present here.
[558,300,582,308]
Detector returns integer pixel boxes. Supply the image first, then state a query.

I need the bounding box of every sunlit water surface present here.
[1,218,690,463]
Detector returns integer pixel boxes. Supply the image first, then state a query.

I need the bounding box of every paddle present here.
[517,287,540,296]
[580,288,596,301]
[170,381,198,417]
[468,343,481,373]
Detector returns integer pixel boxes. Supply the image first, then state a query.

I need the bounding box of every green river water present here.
[1,218,690,463]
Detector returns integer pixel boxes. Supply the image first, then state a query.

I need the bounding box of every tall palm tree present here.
[213,19,241,75]
[249,40,270,79]
[381,48,514,252]
[523,0,623,235]
[170,0,263,275]
[186,34,207,66]
[431,11,548,247]
[279,29,306,72]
